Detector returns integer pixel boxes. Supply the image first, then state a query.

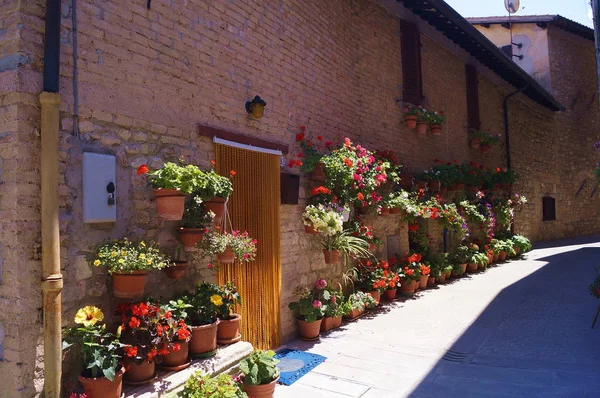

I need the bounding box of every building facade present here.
[0,0,598,396]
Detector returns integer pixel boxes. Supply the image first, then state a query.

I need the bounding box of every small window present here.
[401,21,423,105]
[542,197,556,221]
[465,64,481,130]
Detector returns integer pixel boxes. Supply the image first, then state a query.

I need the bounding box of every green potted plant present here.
[197,228,257,265]
[288,282,326,340]
[184,282,222,357]
[469,130,501,152]
[215,281,242,345]
[317,231,370,264]
[510,234,532,254]
[397,253,422,296]
[428,110,446,135]
[342,291,377,320]
[354,260,388,304]
[182,372,247,398]
[63,306,124,398]
[138,162,205,220]
[178,195,214,251]
[90,238,171,298]
[302,204,344,235]
[156,303,193,371]
[195,165,235,223]
[239,350,280,398]
[402,106,421,129]
[449,246,471,276]
[315,280,345,332]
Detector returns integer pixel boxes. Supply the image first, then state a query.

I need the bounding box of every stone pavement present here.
[274,236,600,398]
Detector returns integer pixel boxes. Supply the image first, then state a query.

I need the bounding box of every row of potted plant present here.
[403,105,446,135]
[63,281,243,397]
[469,130,502,153]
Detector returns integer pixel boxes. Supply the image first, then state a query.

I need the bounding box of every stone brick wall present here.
[1,0,600,395]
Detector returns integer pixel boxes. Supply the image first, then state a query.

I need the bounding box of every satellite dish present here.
[504,0,520,14]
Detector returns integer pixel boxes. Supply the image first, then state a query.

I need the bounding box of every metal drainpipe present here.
[503,85,527,235]
[41,0,62,396]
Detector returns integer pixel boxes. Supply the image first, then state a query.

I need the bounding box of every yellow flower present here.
[210,295,223,306]
[121,250,127,256]
[118,258,125,264]
[93,259,101,266]
[74,306,104,327]
[139,253,146,259]
[110,251,117,257]
[146,259,152,265]
[140,241,146,247]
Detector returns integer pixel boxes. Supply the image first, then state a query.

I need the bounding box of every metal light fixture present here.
[245,95,267,119]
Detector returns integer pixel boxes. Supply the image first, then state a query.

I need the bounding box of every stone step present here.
[124,341,253,398]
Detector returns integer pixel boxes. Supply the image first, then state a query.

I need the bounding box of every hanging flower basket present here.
[217,247,235,264]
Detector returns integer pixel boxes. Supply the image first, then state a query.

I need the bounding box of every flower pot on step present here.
[79,367,125,398]
[320,316,343,332]
[323,250,340,264]
[297,318,322,340]
[467,262,478,273]
[243,377,279,398]
[430,124,442,135]
[162,339,191,369]
[190,320,219,355]
[112,271,148,299]
[177,227,206,251]
[153,188,185,220]
[404,115,417,129]
[383,289,397,301]
[419,275,428,289]
[218,247,235,264]
[217,314,241,344]
[124,360,155,384]
[204,197,227,223]
[368,290,381,306]
[399,280,416,296]
[165,262,189,280]
[416,122,428,135]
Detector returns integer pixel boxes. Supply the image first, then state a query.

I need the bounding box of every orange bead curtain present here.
[216,143,282,349]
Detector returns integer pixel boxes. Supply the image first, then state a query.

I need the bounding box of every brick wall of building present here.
[1,0,599,395]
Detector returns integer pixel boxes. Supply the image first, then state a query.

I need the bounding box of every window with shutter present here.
[465,64,481,130]
[542,196,556,221]
[401,21,423,105]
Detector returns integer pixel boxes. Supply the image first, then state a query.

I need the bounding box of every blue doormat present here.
[274,349,327,386]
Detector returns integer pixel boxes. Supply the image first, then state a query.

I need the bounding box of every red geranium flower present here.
[296,133,305,141]
[136,165,149,175]
[357,192,364,201]
[344,158,353,167]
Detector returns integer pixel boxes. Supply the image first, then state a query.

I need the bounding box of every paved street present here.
[275,236,600,398]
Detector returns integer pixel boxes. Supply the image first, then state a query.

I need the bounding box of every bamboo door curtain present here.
[216,142,281,349]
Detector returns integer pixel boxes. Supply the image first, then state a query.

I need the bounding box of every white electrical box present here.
[83,152,117,223]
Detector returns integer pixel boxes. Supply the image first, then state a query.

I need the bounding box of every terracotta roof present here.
[466,15,595,41]
[397,0,564,111]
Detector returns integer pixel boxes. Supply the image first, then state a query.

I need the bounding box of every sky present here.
[445,0,593,28]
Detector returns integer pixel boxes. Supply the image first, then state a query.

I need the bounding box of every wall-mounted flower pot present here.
[304,224,320,234]
[297,318,322,340]
[311,162,327,181]
[320,316,342,332]
[243,377,279,398]
[217,314,241,344]
[470,138,481,149]
[430,124,442,135]
[162,339,191,370]
[404,115,417,129]
[480,144,491,153]
[323,249,340,264]
[112,271,148,299]
[178,227,205,251]
[165,262,189,280]
[153,189,185,220]
[416,122,428,135]
[190,320,219,355]
[383,289,397,301]
[380,206,390,215]
[218,247,235,264]
[79,367,125,398]
[204,197,227,223]
[124,360,155,384]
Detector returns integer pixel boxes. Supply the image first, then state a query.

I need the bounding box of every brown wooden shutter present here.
[465,64,481,130]
[401,21,423,105]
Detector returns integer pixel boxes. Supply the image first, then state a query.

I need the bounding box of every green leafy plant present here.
[511,234,532,252]
[459,200,486,224]
[184,282,223,326]
[427,110,446,125]
[182,372,247,398]
[288,280,327,323]
[90,238,171,274]
[342,291,377,313]
[403,105,429,121]
[194,167,234,199]
[145,162,206,194]
[470,252,489,267]
[469,130,501,146]
[62,306,123,381]
[449,245,472,264]
[425,253,448,278]
[318,231,370,258]
[215,282,242,320]
[197,228,257,263]
[239,350,280,386]
[182,195,215,228]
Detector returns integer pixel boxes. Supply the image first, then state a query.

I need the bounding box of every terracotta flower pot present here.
[399,279,416,296]
[311,162,327,181]
[243,377,279,398]
[436,273,447,283]
[153,188,185,220]
[430,124,442,135]
[467,262,478,273]
[493,253,499,262]
[178,227,205,251]
[165,262,189,280]
[124,360,155,384]
[399,173,413,189]
[404,115,417,129]
[466,185,480,195]
[204,197,227,223]
[416,121,428,135]
[452,183,466,191]
[297,318,322,340]
[162,339,190,369]
[323,249,340,264]
[304,224,320,234]
[428,276,436,287]
[190,320,219,355]
[344,308,363,320]
[445,270,452,279]
[419,274,428,289]
[79,367,125,398]
[112,271,148,299]
[383,289,397,301]
[417,180,427,189]
[498,251,507,261]
[390,207,400,214]
[515,247,521,255]
[478,262,486,270]
[218,247,235,264]
[470,138,481,149]
[320,316,343,332]
[429,181,442,192]
[217,314,241,343]
[369,290,381,306]
[480,144,491,154]
[380,206,390,215]
[459,263,468,274]
[369,243,378,252]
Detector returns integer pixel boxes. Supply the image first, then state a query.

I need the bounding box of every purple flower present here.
[594,142,600,150]
[314,278,328,290]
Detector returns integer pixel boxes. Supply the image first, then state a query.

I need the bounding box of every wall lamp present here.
[245,95,267,119]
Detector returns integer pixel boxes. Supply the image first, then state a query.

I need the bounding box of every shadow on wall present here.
[410,236,600,397]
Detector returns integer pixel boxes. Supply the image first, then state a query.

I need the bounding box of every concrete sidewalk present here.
[275,236,600,397]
